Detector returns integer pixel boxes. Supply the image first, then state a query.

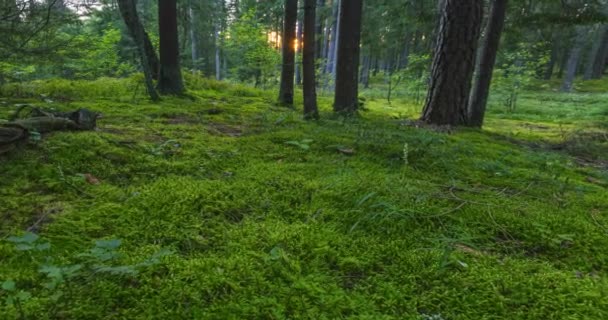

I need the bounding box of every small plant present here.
[2,233,172,318]
[285,139,314,151]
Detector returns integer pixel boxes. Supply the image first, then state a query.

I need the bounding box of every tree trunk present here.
[333,0,363,114]
[420,0,483,126]
[278,0,298,106]
[117,0,159,101]
[157,0,185,95]
[561,27,587,92]
[360,52,371,89]
[590,25,608,79]
[467,0,508,128]
[295,18,303,85]
[303,0,319,120]
[117,0,159,80]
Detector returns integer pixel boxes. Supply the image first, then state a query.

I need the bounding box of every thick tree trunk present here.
[117,0,159,101]
[157,0,185,95]
[333,0,363,114]
[590,25,608,79]
[420,0,483,126]
[561,27,587,92]
[467,0,508,128]
[278,0,298,106]
[303,0,319,120]
[117,0,159,81]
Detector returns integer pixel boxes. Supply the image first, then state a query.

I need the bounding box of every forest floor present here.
[1,77,607,319]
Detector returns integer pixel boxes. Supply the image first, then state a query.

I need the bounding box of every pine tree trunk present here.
[333,0,363,114]
[360,52,371,89]
[561,27,587,92]
[117,0,159,101]
[278,0,298,106]
[117,0,159,80]
[467,0,508,128]
[295,19,303,86]
[421,0,483,126]
[157,0,185,95]
[303,0,319,120]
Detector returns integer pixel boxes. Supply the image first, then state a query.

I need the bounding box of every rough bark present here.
[117,0,159,80]
[561,27,587,92]
[333,0,363,114]
[420,0,483,126]
[117,0,160,101]
[467,0,508,128]
[157,0,185,95]
[278,0,298,106]
[303,0,319,120]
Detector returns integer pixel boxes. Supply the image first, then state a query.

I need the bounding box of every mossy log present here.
[0,108,99,155]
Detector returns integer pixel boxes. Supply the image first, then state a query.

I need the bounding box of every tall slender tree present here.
[278,0,298,106]
[468,0,508,128]
[561,26,587,92]
[157,0,185,94]
[117,0,159,101]
[333,0,363,114]
[303,0,319,119]
[420,0,483,125]
[117,0,159,80]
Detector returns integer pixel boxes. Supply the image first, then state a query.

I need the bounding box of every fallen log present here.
[0,107,99,155]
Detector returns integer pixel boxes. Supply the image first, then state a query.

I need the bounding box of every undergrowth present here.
[0,76,607,319]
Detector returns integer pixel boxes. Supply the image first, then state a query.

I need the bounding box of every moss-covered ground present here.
[1,77,607,319]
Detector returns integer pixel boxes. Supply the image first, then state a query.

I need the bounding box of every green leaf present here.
[8,232,39,244]
[95,239,122,250]
[1,280,16,292]
[15,291,31,301]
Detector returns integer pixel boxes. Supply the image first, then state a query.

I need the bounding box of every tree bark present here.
[295,18,303,86]
[421,0,483,126]
[303,0,319,120]
[333,0,363,114]
[157,0,185,95]
[561,27,587,92]
[278,0,298,106]
[117,0,159,80]
[467,0,508,128]
[315,0,325,60]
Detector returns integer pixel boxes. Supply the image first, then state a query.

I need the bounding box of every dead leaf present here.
[338,148,355,156]
[454,244,484,256]
[84,173,100,185]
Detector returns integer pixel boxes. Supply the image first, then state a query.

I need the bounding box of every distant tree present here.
[303,0,319,119]
[278,0,298,106]
[333,0,363,114]
[117,0,159,101]
[157,0,185,95]
[561,26,588,92]
[117,0,159,80]
[468,0,508,128]
[421,0,483,125]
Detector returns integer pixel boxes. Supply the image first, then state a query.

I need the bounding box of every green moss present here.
[0,77,607,319]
